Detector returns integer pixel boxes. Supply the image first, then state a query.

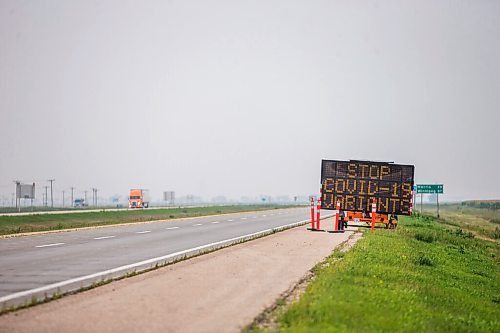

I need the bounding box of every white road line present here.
[1,218,314,305]
[262,215,267,217]
[211,221,220,224]
[252,216,257,219]
[0,215,335,306]
[241,217,247,220]
[227,219,234,222]
[35,243,65,248]
[166,227,179,230]
[93,236,115,240]
[192,224,203,226]
[136,231,151,234]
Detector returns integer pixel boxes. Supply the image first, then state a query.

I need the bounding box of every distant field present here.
[0,205,298,236]
[420,202,500,241]
[250,210,500,332]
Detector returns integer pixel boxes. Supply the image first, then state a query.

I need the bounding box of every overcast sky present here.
[1,0,499,203]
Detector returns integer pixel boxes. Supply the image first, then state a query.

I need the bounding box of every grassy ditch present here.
[432,204,499,241]
[0,204,297,236]
[252,215,499,332]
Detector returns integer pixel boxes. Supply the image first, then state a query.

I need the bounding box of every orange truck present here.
[129,189,150,208]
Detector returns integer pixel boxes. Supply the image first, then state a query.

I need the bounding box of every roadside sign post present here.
[437,193,440,218]
[420,193,423,214]
[416,184,444,218]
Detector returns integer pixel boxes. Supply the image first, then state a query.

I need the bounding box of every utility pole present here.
[62,190,65,207]
[70,187,75,207]
[47,179,55,208]
[84,190,88,205]
[44,186,49,207]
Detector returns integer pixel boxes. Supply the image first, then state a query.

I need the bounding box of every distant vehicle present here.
[129,189,150,208]
[74,198,87,207]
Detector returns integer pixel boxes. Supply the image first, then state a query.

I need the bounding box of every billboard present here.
[16,183,35,199]
[163,191,175,203]
[321,160,414,215]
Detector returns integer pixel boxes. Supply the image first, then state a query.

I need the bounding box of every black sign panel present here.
[321,160,415,215]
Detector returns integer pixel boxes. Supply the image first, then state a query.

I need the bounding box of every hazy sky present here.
[1,0,499,202]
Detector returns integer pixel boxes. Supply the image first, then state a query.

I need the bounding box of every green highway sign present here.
[416,184,444,194]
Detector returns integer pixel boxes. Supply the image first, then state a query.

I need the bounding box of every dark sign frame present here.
[320,160,415,215]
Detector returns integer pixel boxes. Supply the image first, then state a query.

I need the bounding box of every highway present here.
[0,207,327,309]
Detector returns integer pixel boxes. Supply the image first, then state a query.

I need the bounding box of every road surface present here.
[0,207,329,309]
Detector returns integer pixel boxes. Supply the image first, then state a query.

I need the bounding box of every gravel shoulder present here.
[0,222,356,333]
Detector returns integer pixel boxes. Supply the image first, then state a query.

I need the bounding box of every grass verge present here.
[252,215,499,332]
[0,204,298,236]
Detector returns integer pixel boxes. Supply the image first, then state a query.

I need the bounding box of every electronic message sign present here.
[321,160,415,215]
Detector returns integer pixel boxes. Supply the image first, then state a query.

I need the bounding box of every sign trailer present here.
[318,160,415,232]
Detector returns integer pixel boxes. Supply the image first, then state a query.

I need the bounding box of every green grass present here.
[0,204,297,236]
[253,214,499,333]
[419,203,500,241]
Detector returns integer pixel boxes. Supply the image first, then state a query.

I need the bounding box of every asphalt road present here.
[0,207,328,309]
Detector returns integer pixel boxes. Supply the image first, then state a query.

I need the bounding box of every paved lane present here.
[0,207,328,308]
